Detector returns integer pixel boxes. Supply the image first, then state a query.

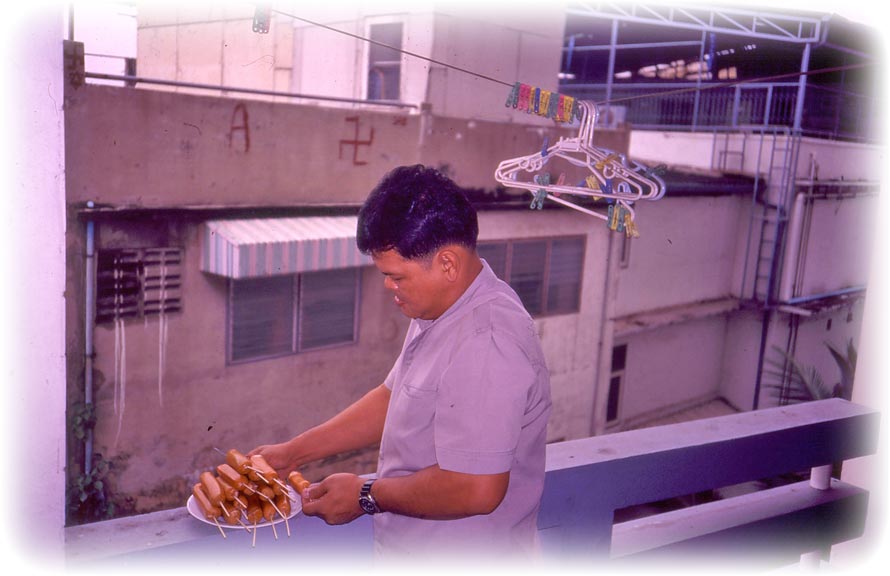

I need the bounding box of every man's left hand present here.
[300,473,366,525]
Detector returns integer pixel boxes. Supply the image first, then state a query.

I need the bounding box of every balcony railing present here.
[65,398,879,569]
[562,82,879,142]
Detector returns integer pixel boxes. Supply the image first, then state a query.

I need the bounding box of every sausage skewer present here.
[192,483,226,539]
[276,493,292,537]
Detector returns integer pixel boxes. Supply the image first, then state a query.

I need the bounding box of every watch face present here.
[360,497,378,515]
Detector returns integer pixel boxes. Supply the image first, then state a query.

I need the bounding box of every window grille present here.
[96,248,182,324]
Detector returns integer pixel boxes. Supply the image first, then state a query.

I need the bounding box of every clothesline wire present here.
[269,6,872,108]
[271,6,514,88]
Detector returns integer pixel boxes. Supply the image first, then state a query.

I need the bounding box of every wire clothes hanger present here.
[494,100,665,229]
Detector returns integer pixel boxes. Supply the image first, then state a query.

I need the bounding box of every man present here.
[250,165,551,560]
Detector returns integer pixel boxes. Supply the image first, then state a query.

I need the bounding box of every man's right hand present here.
[247,441,299,479]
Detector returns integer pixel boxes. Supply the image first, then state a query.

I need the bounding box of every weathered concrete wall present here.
[612,195,745,318]
[617,316,730,428]
[64,81,630,516]
[65,83,625,210]
[64,84,421,208]
[86,216,407,513]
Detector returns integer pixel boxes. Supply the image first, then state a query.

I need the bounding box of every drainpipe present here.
[591,231,616,436]
[84,202,95,474]
[779,191,807,303]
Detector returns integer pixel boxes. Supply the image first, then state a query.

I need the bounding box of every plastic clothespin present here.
[516,84,528,111]
[643,163,667,178]
[585,175,600,190]
[607,205,625,232]
[539,90,551,117]
[600,178,613,196]
[532,87,541,115]
[530,189,548,210]
[252,3,272,34]
[547,93,559,120]
[624,213,640,238]
[565,96,575,123]
[551,173,565,198]
[505,82,521,108]
[530,173,551,210]
[595,153,620,171]
[541,136,550,157]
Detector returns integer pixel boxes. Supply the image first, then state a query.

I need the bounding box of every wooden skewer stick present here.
[270,518,278,540]
[283,514,291,537]
[245,466,270,484]
[256,492,286,518]
[212,517,227,539]
[252,521,258,547]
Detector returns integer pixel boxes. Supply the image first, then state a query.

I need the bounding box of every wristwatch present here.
[359,479,381,515]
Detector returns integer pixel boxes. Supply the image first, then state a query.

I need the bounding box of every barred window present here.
[228,268,360,364]
[478,236,585,317]
[96,248,182,324]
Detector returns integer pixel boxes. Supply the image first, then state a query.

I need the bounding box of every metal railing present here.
[562,82,878,141]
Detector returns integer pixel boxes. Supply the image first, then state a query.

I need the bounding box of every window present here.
[478,236,585,316]
[367,22,402,101]
[606,343,628,424]
[96,247,182,324]
[228,268,360,363]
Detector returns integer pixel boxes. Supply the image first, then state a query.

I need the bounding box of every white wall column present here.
[0,3,68,572]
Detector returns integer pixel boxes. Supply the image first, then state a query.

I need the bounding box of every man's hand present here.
[247,442,298,479]
[300,473,366,525]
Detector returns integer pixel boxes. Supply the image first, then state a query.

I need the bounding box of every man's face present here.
[372,249,450,320]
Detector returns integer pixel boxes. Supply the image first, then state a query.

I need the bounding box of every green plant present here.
[68,403,115,523]
[68,453,115,523]
[764,339,857,404]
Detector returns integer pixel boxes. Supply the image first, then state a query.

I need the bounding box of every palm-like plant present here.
[764,339,857,404]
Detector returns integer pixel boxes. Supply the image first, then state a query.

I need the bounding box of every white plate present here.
[187,486,301,529]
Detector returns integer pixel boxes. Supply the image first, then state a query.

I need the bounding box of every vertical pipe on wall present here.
[84,203,95,475]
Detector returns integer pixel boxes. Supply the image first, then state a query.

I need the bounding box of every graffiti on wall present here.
[227,103,250,153]
[339,116,375,166]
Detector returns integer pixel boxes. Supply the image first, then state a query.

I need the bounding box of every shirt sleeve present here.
[433,312,535,475]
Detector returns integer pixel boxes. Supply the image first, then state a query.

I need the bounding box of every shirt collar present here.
[415,258,496,331]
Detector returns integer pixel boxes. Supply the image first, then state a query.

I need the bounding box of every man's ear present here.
[436,248,460,282]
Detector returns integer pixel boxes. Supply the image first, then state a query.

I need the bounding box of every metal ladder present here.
[714,127,799,304]
[751,130,797,304]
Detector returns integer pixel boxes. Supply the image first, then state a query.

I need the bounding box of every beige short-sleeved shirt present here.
[374,260,552,559]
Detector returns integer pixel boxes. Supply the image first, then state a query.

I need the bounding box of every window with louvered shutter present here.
[299,268,359,350]
[96,247,182,324]
[228,268,361,364]
[477,236,585,317]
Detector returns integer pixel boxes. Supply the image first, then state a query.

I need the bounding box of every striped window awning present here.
[200,216,372,279]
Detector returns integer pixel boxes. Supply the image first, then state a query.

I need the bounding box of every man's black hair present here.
[357,164,478,260]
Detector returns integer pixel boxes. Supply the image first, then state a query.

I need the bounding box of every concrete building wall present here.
[612,195,744,317]
[616,316,729,428]
[134,1,566,123]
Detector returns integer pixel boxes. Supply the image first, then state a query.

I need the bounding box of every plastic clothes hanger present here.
[493,101,665,223]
